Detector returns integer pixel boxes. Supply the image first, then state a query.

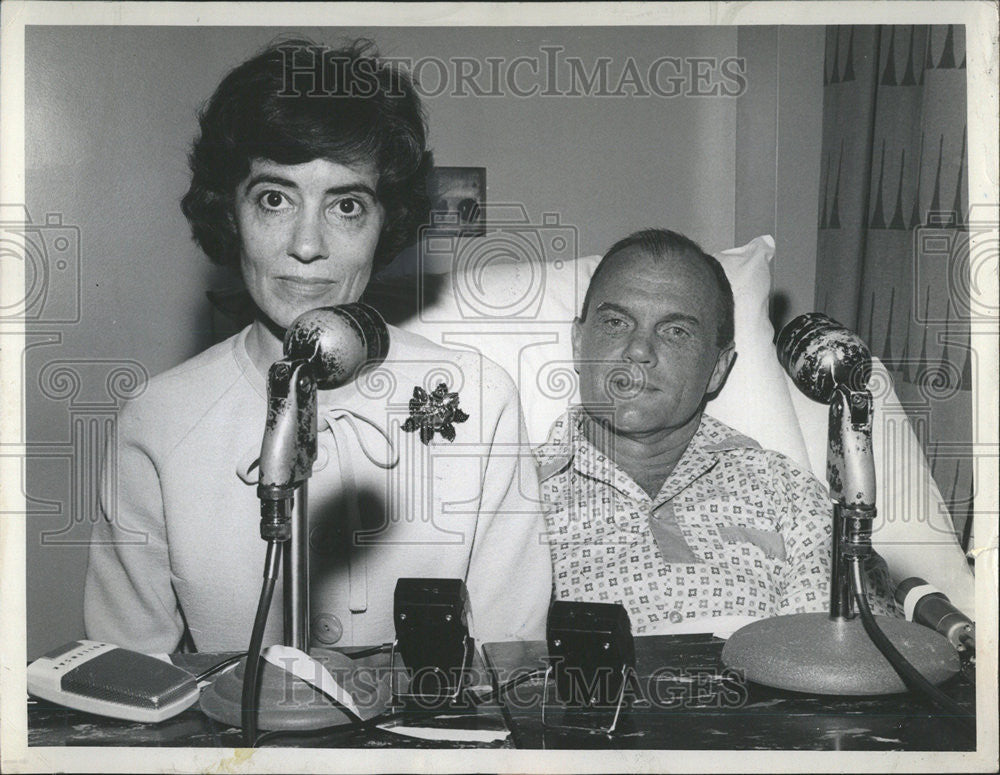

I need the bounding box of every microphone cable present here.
[850,559,976,738]
[194,652,246,684]
[252,707,409,747]
[340,643,394,659]
[241,539,281,748]
[250,666,547,747]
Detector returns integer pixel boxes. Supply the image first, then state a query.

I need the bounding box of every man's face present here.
[572,246,735,438]
[235,157,386,331]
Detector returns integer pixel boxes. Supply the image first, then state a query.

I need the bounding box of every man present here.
[534,228,894,634]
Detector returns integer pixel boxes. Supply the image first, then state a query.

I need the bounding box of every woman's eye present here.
[333,198,365,218]
[257,190,290,211]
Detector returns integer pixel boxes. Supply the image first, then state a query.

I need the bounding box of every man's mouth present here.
[607,370,656,396]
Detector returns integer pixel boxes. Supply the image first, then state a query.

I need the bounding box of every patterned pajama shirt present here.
[534,411,897,634]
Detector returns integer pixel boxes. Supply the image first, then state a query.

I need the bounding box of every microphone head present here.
[776,312,871,403]
[284,303,389,389]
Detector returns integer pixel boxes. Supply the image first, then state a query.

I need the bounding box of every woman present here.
[84,40,551,653]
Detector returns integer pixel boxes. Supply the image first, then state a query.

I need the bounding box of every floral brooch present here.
[402,383,469,444]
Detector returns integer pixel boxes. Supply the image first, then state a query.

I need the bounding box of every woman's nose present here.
[623,330,656,365]
[288,210,328,263]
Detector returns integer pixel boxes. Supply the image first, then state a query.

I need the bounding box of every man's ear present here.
[571,317,583,373]
[707,342,736,395]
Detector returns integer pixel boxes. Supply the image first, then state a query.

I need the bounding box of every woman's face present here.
[234,157,385,331]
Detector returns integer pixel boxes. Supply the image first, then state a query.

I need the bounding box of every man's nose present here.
[288,210,328,263]
[623,329,657,365]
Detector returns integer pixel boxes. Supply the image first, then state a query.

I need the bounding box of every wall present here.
[24,25,746,658]
[735,26,825,329]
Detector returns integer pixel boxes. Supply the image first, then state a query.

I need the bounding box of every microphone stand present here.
[285,482,311,649]
[198,356,326,741]
[257,357,318,651]
[827,384,876,623]
[722,315,960,695]
[200,303,392,737]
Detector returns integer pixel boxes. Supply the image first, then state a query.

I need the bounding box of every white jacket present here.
[85,325,551,652]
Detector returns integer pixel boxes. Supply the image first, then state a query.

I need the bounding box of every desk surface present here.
[482,634,976,751]
[28,651,511,749]
[27,637,976,750]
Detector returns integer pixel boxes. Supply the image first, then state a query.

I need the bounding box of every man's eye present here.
[660,325,691,340]
[257,190,291,211]
[601,317,629,332]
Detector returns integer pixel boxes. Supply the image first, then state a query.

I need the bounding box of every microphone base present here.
[199,649,391,732]
[721,612,960,695]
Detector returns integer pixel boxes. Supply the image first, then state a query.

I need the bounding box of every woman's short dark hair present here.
[181,38,433,269]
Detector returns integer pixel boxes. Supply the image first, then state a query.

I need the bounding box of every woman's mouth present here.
[275,277,338,298]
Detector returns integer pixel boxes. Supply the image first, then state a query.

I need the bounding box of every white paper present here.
[262,644,362,718]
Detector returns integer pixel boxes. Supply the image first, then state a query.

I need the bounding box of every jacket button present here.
[312,613,343,645]
[669,610,683,624]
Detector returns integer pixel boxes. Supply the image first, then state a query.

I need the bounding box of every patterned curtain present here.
[815,25,972,546]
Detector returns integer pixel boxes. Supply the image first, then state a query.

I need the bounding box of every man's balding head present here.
[580,229,735,349]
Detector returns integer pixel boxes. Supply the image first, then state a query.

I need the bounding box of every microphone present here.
[257,302,390,521]
[283,302,390,389]
[776,312,872,403]
[895,578,976,652]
